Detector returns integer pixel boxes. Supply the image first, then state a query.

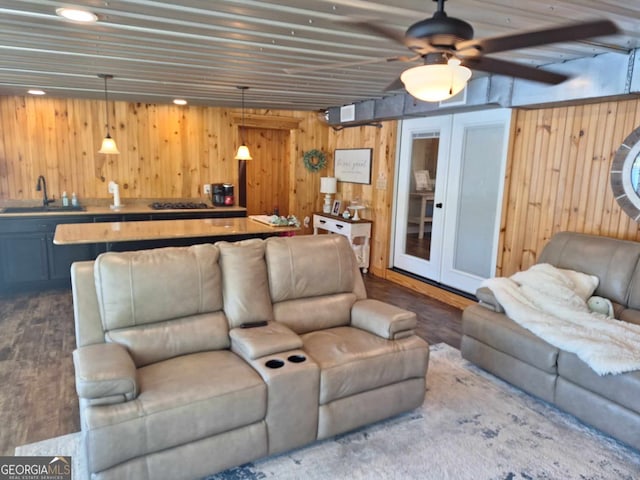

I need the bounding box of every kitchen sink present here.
[2,205,87,213]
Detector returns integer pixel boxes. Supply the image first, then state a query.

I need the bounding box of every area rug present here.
[16,343,640,479]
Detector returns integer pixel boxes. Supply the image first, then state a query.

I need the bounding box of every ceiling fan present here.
[326,0,620,101]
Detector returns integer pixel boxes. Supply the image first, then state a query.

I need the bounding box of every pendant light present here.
[234,86,252,160]
[98,74,120,155]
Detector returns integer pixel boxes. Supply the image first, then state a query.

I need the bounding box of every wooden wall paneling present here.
[499,98,640,278]
[554,105,581,235]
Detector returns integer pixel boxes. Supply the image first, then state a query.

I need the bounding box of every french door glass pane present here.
[404,134,439,260]
[452,124,504,277]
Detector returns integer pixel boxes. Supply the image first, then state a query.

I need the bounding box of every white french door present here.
[393,116,452,280]
[392,109,511,294]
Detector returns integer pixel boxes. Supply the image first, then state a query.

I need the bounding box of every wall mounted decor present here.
[334,148,372,184]
[303,149,326,172]
[611,125,640,221]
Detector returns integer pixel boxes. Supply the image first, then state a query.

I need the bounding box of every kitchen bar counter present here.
[0,204,246,217]
[54,217,298,245]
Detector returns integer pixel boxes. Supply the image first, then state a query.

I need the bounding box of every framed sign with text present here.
[334,148,372,185]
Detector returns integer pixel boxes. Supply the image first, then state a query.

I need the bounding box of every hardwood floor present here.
[0,274,463,456]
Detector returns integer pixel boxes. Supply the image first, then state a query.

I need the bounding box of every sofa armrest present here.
[476,286,505,313]
[73,343,138,404]
[230,322,303,361]
[351,299,417,340]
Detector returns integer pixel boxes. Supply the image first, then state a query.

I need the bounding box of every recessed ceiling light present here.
[173,99,187,105]
[56,7,98,23]
[28,89,46,95]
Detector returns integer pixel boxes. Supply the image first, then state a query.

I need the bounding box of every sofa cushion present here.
[94,244,223,329]
[301,326,429,405]
[557,351,640,415]
[462,304,559,373]
[265,235,356,303]
[106,312,230,367]
[272,293,356,334]
[538,231,640,305]
[82,350,266,473]
[218,239,274,328]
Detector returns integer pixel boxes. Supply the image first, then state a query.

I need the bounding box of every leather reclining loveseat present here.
[462,231,640,450]
[71,234,430,479]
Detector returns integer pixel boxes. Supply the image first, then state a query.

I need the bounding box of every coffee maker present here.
[212,184,225,206]
[212,183,234,206]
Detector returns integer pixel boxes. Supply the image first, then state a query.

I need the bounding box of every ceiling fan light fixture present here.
[401,58,471,102]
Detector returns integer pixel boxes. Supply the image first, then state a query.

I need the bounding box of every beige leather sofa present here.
[71,234,430,479]
[462,231,640,451]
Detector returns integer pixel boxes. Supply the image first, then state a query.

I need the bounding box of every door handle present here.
[435,202,443,208]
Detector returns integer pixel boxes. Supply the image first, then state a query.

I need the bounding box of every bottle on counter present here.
[62,191,69,206]
[71,192,78,207]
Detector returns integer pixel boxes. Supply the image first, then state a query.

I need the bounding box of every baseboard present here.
[383,269,476,310]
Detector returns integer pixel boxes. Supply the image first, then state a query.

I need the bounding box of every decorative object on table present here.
[331,200,342,216]
[234,86,252,160]
[303,149,327,172]
[348,204,365,221]
[97,74,120,155]
[414,169,432,191]
[342,210,351,219]
[250,214,300,227]
[334,148,372,184]
[320,176,337,213]
[108,180,121,209]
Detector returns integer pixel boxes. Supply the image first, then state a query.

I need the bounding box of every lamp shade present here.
[99,134,120,155]
[320,176,337,194]
[401,59,471,102]
[235,144,253,160]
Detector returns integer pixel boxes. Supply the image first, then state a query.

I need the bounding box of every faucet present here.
[36,175,55,207]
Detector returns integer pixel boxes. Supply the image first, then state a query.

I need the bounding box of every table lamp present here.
[320,177,337,214]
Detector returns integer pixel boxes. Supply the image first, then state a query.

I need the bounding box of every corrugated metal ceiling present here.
[0,0,637,110]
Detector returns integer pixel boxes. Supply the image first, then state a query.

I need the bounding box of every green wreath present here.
[303,149,327,172]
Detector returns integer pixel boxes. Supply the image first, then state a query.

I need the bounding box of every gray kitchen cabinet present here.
[0,209,246,293]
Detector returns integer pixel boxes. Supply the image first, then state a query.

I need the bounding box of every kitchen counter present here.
[54,217,298,245]
[0,204,246,217]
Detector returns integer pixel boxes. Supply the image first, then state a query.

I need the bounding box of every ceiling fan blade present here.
[383,76,405,92]
[462,56,569,84]
[456,19,619,56]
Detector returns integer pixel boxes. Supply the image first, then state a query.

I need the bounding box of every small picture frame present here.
[331,200,342,216]
[414,170,431,191]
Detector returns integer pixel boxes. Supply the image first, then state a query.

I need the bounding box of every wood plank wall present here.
[0,97,328,213]
[499,98,640,277]
[327,122,398,277]
[4,94,640,293]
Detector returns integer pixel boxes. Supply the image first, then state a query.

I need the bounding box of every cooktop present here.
[149,202,214,210]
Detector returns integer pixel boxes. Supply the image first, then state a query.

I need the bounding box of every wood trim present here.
[231,113,302,130]
[383,269,474,310]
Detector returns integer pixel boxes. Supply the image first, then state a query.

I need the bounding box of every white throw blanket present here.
[483,263,640,375]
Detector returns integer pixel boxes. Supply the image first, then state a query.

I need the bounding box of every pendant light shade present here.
[234,86,252,160]
[401,55,471,103]
[98,74,120,155]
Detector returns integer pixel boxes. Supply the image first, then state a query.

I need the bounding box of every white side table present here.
[313,212,372,272]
